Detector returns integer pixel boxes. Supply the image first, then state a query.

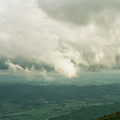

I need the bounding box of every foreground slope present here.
[94,111,120,120]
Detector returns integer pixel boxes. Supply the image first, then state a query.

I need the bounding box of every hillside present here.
[95,111,120,120]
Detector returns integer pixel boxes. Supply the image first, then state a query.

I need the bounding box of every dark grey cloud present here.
[0,58,8,70]
[37,0,120,25]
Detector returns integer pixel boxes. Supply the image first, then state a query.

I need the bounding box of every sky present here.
[0,0,120,80]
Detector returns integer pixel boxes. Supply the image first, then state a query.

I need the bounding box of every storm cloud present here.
[37,0,120,25]
[0,0,120,78]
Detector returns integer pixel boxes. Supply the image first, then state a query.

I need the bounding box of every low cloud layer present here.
[0,0,120,78]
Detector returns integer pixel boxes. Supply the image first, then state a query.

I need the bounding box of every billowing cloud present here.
[0,0,120,79]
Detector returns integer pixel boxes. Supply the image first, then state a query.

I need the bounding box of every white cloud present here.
[0,0,120,78]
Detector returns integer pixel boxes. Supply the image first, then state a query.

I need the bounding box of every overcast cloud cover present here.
[0,0,120,79]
